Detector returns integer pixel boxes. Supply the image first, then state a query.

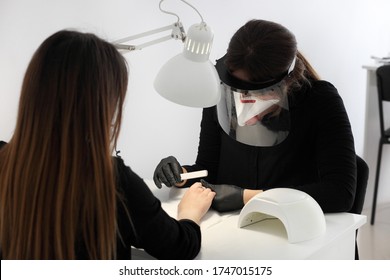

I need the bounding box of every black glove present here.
[153,156,183,189]
[201,179,244,212]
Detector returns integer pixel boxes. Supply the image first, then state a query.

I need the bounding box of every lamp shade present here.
[154,22,221,107]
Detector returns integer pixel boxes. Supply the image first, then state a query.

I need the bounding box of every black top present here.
[113,156,201,259]
[183,81,357,213]
[0,141,201,259]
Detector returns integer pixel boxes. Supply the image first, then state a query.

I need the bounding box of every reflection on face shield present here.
[217,80,290,147]
[234,91,281,127]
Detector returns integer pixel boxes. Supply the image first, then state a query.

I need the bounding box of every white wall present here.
[1,0,390,207]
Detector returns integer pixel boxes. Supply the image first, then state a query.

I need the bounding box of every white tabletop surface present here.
[144,180,367,259]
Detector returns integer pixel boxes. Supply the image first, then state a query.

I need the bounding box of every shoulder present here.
[310,80,346,109]
[296,80,344,107]
[113,156,144,186]
[113,156,156,200]
[297,80,338,97]
[311,80,337,90]
[310,80,339,96]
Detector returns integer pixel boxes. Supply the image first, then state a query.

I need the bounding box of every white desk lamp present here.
[113,0,221,108]
[238,188,326,243]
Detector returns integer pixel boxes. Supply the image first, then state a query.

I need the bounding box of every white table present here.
[134,180,366,260]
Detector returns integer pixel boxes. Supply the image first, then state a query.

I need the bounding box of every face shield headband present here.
[215,55,295,147]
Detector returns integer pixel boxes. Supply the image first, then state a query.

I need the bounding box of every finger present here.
[208,190,216,199]
[154,159,171,188]
[156,165,173,187]
[165,156,182,182]
[153,173,163,189]
[201,179,214,191]
[201,187,214,195]
[161,164,177,187]
[171,161,182,183]
[189,182,202,191]
[153,164,165,188]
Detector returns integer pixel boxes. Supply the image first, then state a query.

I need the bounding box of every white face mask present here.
[233,92,280,126]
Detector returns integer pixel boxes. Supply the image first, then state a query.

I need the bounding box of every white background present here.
[1,0,390,209]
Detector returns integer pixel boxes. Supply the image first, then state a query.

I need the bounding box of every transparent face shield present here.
[216,56,294,147]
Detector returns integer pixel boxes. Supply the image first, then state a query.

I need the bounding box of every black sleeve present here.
[294,81,357,212]
[114,157,201,260]
[181,107,222,186]
[0,141,6,149]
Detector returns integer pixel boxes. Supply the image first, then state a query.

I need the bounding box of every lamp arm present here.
[115,35,173,51]
[113,22,186,52]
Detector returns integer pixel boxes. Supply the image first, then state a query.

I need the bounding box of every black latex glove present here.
[153,156,183,189]
[201,179,244,212]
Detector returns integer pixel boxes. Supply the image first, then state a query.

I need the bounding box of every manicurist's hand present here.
[177,183,215,225]
[153,156,186,188]
[201,179,244,212]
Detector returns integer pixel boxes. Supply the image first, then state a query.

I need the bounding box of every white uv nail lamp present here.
[238,188,326,243]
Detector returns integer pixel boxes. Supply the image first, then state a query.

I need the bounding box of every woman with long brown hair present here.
[154,19,357,213]
[0,30,214,259]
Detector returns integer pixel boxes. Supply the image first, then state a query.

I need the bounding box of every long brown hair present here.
[0,30,128,259]
[225,19,320,92]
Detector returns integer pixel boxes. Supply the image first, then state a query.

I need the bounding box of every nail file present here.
[180,170,208,180]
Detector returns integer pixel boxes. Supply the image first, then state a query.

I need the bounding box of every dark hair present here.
[225,19,320,91]
[0,30,128,259]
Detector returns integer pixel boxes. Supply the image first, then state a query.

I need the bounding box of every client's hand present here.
[201,179,244,212]
[178,183,215,224]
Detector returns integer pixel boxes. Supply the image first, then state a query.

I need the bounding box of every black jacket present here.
[183,81,357,213]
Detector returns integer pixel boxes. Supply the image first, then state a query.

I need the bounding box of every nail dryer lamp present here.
[238,188,326,243]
